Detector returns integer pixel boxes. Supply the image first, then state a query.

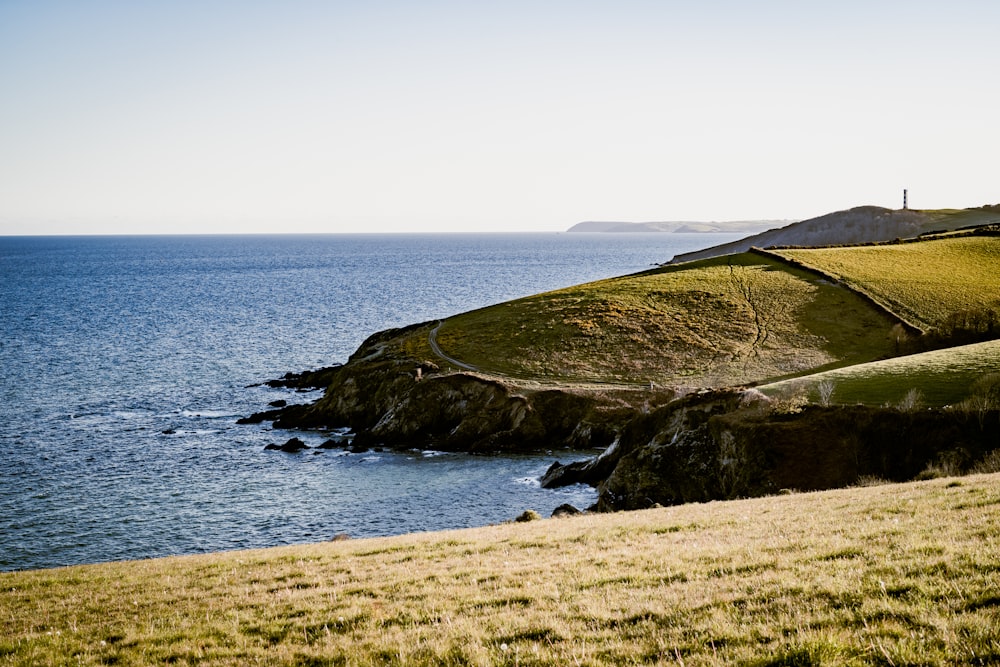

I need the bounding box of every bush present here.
[972,450,1000,475]
[916,450,967,480]
[897,388,923,412]
[920,307,1000,350]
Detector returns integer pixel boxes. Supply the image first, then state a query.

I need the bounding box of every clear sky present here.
[1,1,998,235]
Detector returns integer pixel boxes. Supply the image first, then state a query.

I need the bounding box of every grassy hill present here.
[771,235,1000,331]
[670,204,1000,264]
[3,474,999,666]
[405,233,1000,409]
[431,253,898,388]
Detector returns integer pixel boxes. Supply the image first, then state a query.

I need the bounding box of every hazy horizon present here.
[2,1,998,236]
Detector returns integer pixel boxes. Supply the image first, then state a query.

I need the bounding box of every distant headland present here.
[566,219,796,234]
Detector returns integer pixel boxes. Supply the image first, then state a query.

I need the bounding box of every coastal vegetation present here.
[760,339,1000,408]
[771,235,1000,331]
[3,474,999,666]
[432,253,898,388]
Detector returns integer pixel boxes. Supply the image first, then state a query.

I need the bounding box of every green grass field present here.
[431,253,898,388]
[759,339,1000,407]
[3,474,999,666]
[773,236,1000,331]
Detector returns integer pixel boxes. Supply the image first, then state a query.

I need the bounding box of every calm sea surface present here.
[0,232,739,571]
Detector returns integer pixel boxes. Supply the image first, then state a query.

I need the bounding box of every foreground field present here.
[3,475,1000,666]
[432,253,897,387]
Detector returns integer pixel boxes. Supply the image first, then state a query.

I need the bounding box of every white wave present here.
[181,409,238,419]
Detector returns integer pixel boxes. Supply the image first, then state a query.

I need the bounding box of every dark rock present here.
[263,365,344,390]
[238,403,314,427]
[317,439,346,449]
[590,390,1000,512]
[265,437,309,453]
[551,504,581,518]
[162,429,176,435]
[268,399,287,408]
[541,441,623,489]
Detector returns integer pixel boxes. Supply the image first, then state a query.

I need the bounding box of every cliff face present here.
[245,326,1000,512]
[246,325,672,453]
[583,390,1000,511]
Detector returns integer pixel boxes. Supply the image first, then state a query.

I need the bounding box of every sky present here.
[1,1,998,235]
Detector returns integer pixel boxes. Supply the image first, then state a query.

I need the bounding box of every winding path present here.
[428,321,656,391]
[428,321,480,372]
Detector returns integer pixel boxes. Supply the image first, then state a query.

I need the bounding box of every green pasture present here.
[773,236,1000,330]
[760,339,1000,407]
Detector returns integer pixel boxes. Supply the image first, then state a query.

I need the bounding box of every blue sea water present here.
[0,232,739,572]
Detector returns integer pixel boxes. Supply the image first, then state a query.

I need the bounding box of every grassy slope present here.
[432,253,898,388]
[923,206,1000,229]
[760,339,1000,407]
[772,236,1000,330]
[3,475,999,666]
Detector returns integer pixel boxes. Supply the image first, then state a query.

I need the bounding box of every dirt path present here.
[428,321,481,372]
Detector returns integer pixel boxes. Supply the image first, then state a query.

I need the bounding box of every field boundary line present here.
[748,247,926,336]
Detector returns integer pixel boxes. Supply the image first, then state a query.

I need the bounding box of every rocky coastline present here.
[243,324,1000,512]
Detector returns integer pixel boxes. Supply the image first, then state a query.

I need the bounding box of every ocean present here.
[0,232,740,572]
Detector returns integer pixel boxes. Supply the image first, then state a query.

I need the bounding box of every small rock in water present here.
[317,439,345,449]
[264,437,309,453]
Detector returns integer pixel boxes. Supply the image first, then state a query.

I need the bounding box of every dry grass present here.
[773,236,1000,330]
[3,475,1000,665]
[429,254,897,388]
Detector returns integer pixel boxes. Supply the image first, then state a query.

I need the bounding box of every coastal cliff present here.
[243,327,1000,511]
[242,323,672,454]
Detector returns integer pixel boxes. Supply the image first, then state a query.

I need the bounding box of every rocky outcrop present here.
[585,389,1000,511]
[243,323,1000,513]
[242,323,673,453]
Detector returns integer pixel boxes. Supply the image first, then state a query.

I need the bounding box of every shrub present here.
[921,307,1000,350]
[816,380,835,407]
[972,450,1000,474]
[897,388,923,412]
[916,450,967,480]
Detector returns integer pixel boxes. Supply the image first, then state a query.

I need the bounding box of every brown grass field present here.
[3,474,999,666]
